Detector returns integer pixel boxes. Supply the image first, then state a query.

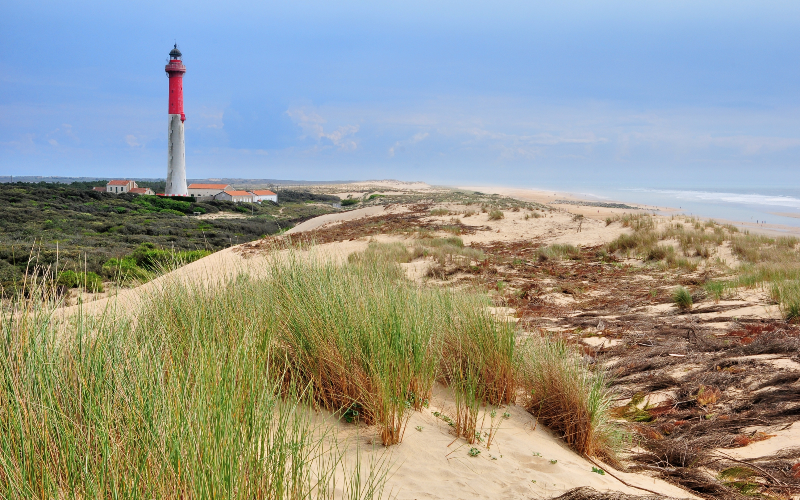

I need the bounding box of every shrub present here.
[56,270,103,292]
[83,272,104,293]
[672,286,693,310]
[56,270,80,288]
[341,198,359,206]
[159,208,186,216]
[488,210,504,220]
[429,208,450,216]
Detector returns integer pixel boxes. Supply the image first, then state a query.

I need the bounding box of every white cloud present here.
[48,139,58,146]
[286,107,359,150]
[125,135,141,148]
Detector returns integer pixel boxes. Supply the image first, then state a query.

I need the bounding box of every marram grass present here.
[0,249,619,497]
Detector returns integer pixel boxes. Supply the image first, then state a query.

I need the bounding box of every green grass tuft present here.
[672,286,693,310]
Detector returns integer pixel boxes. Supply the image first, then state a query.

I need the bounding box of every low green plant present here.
[488,210,504,220]
[537,244,581,262]
[468,447,481,457]
[705,281,727,302]
[672,286,693,310]
[56,269,104,292]
[341,198,359,206]
[770,280,800,320]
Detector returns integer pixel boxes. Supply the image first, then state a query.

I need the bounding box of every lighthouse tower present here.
[165,44,188,195]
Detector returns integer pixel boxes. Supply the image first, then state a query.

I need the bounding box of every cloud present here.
[48,139,58,146]
[125,134,141,148]
[286,107,359,150]
[389,131,429,157]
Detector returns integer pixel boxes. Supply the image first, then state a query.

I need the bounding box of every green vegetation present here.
[341,198,360,206]
[537,244,581,262]
[0,238,620,495]
[0,276,388,498]
[672,286,693,310]
[517,335,617,458]
[56,269,104,293]
[102,242,212,283]
[0,182,339,294]
[488,209,504,220]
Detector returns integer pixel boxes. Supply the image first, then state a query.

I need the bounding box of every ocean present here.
[573,187,800,231]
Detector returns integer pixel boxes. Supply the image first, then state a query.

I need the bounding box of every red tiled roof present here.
[188,183,230,189]
[251,190,276,195]
[129,188,151,194]
[92,186,106,192]
[223,190,253,196]
[107,180,132,186]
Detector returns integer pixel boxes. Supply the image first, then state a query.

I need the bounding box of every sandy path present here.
[286,206,388,234]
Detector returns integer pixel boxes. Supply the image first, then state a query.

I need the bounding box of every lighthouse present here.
[165,44,188,196]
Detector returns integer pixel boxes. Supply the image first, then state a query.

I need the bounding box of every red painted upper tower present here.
[165,44,186,122]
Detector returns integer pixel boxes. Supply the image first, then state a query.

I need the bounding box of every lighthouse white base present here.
[166,114,188,196]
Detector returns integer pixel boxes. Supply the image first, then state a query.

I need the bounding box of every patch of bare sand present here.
[720,422,800,461]
[427,209,632,247]
[286,205,395,234]
[457,186,663,221]
[337,384,695,500]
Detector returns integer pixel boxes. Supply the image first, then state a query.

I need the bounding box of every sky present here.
[2,1,799,189]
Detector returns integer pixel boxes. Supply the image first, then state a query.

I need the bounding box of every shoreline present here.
[459,185,800,237]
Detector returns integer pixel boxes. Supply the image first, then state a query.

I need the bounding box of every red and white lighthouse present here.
[165,44,188,195]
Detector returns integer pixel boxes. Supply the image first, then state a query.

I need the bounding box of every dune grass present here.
[517,335,617,459]
[0,242,621,495]
[0,277,389,499]
[537,244,582,262]
[672,286,693,310]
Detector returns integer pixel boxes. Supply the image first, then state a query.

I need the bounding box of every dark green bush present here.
[341,198,359,206]
[57,270,80,288]
[84,272,104,293]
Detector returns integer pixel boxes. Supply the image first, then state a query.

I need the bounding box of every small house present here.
[92,186,107,193]
[129,187,155,195]
[107,180,137,194]
[251,190,278,203]
[215,190,255,203]
[188,183,232,200]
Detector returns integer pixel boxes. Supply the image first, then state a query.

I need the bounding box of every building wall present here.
[254,194,278,203]
[214,192,254,203]
[188,187,229,198]
[106,181,137,194]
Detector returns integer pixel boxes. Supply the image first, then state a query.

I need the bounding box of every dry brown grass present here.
[517,334,617,458]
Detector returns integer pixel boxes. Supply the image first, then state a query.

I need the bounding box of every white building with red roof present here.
[214,190,255,203]
[187,183,232,199]
[251,189,278,203]
[106,180,137,194]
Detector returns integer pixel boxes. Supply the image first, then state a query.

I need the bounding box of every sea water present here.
[566,187,800,230]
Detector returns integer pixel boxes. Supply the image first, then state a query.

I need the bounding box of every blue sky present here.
[2,1,799,188]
